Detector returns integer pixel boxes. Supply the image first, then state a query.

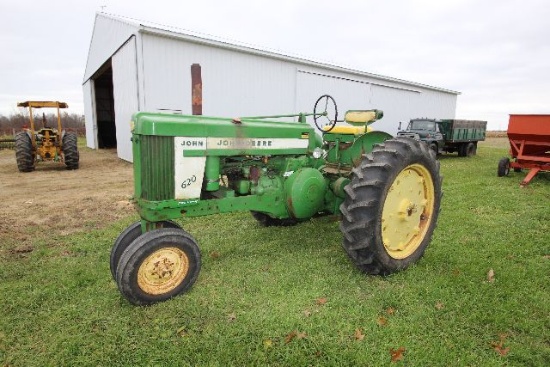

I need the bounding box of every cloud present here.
[1,0,549,130]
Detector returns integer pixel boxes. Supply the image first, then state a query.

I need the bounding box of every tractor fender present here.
[348,131,393,167]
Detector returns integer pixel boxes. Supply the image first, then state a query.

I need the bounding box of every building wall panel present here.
[141,34,296,118]
[112,37,139,162]
[83,15,138,82]
[82,80,96,148]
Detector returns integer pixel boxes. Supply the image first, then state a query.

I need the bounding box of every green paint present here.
[131,109,388,227]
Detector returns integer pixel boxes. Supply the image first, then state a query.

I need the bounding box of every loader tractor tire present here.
[62,132,79,170]
[116,228,201,306]
[110,220,181,280]
[250,211,297,227]
[339,137,442,275]
[14,132,35,172]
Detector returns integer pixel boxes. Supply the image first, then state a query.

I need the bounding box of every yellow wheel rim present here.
[381,164,435,259]
[137,247,190,295]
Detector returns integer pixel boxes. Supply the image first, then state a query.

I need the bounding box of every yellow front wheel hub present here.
[137,247,190,295]
[382,164,435,259]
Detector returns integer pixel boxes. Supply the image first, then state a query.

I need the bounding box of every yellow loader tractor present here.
[15,101,79,172]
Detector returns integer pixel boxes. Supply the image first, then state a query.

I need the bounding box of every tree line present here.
[0,112,85,136]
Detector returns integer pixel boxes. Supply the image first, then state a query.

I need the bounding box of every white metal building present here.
[83,13,459,162]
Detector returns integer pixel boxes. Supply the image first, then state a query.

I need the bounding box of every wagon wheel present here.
[116,228,201,305]
[110,220,181,280]
[313,95,338,133]
[340,137,442,275]
[497,157,510,177]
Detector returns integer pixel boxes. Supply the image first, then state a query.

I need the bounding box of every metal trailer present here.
[497,114,550,186]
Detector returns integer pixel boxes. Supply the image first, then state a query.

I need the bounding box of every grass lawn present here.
[1,140,549,366]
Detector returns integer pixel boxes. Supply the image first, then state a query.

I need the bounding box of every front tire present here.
[116,228,201,305]
[110,220,181,280]
[339,137,442,275]
[14,132,35,172]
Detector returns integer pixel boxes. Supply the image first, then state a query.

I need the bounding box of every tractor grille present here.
[140,135,175,201]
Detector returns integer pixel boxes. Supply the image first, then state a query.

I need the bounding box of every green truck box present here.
[397,118,487,156]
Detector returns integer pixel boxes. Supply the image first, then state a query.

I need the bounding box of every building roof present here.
[88,12,459,95]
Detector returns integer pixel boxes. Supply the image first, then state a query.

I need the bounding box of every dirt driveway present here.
[0,147,134,252]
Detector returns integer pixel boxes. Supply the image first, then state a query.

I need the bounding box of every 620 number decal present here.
[181,175,197,189]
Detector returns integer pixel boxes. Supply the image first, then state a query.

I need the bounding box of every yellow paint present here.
[345,110,377,124]
[137,247,190,295]
[381,164,435,259]
[323,125,373,135]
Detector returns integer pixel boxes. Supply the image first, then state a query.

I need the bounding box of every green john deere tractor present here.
[111,95,442,305]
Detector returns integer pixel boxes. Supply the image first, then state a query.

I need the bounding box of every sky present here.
[1,0,549,130]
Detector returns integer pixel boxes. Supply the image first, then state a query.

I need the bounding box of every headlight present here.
[312,147,324,159]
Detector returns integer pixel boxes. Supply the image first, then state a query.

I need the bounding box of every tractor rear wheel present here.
[250,211,297,226]
[62,132,79,170]
[14,132,35,172]
[110,220,181,280]
[339,137,442,275]
[116,228,201,305]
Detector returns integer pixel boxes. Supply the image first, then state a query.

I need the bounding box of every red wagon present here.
[497,114,550,186]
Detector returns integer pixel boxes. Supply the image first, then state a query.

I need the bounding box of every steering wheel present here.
[313,95,338,133]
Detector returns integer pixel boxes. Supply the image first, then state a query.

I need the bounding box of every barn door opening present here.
[93,60,117,148]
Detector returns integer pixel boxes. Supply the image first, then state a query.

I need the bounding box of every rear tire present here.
[465,142,476,157]
[116,228,201,306]
[339,137,442,275]
[458,143,466,157]
[497,157,510,177]
[62,132,79,170]
[14,132,34,172]
[110,220,181,280]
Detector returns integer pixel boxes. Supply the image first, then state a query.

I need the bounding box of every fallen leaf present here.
[316,297,327,306]
[210,251,220,259]
[435,301,444,310]
[377,316,388,326]
[490,334,510,356]
[354,328,365,341]
[285,330,297,344]
[227,313,236,322]
[390,347,406,362]
[296,332,307,340]
[386,307,395,315]
[263,339,273,349]
[176,326,188,337]
[303,309,312,317]
[487,268,495,283]
[543,255,550,260]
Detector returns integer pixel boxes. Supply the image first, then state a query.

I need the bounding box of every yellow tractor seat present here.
[323,125,373,135]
